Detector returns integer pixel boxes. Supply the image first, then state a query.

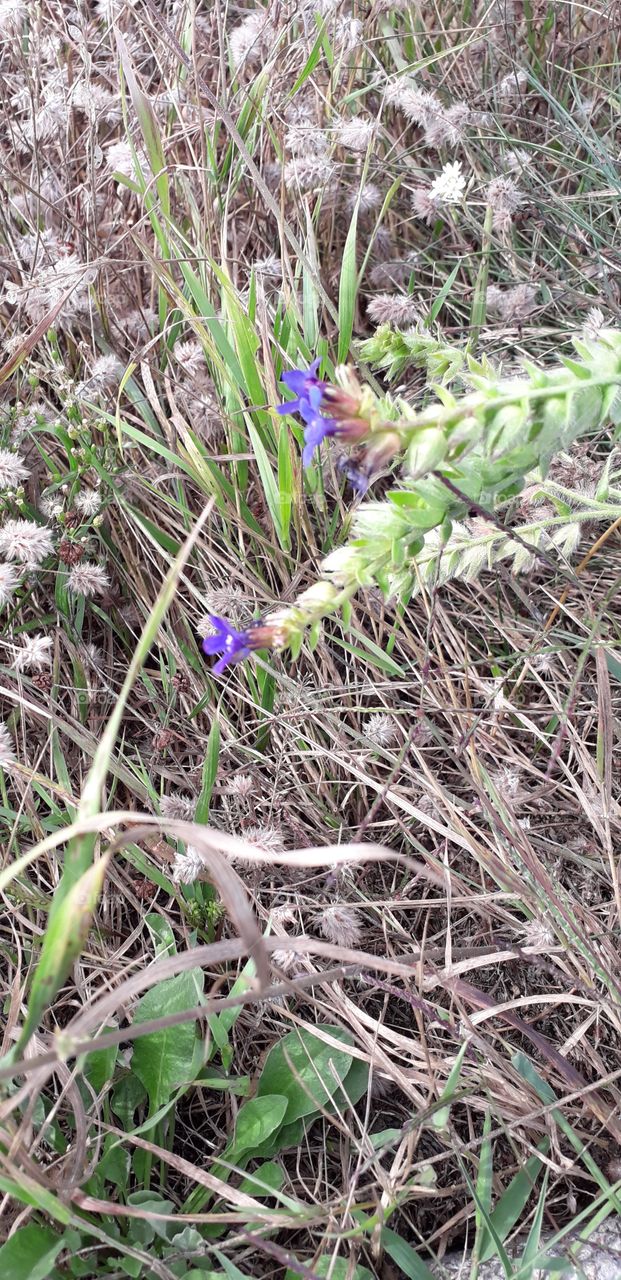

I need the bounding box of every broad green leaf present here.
[238,1161,284,1199]
[0,1224,64,1280]
[252,1115,305,1160]
[79,1027,118,1095]
[126,1192,174,1245]
[111,1073,147,1130]
[257,1026,356,1121]
[224,1094,288,1165]
[285,1257,374,1280]
[131,969,204,1110]
[330,1056,369,1112]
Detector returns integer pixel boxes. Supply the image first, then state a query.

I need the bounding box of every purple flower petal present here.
[201,615,253,673]
[302,416,336,465]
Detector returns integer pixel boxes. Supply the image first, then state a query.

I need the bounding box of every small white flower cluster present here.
[412,161,467,227]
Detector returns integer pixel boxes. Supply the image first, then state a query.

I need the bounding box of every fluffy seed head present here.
[244,824,286,855]
[87,354,122,390]
[106,139,143,179]
[74,487,102,517]
[0,722,16,768]
[171,845,204,885]
[0,0,26,35]
[271,945,300,972]
[229,11,277,69]
[317,904,362,948]
[486,283,538,323]
[363,713,399,746]
[505,147,531,173]
[0,562,19,607]
[225,773,255,799]
[583,307,606,340]
[522,919,555,949]
[284,154,337,192]
[347,182,382,216]
[160,793,196,821]
[0,449,29,491]
[250,254,282,282]
[429,161,466,205]
[412,188,439,224]
[487,176,523,231]
[367,294,421,327]
[0,520,54,567]
[498,69,528,99]
[424,102,471,148]
[66,562,110,597]
[336,117,375,152]
[12,634,52,672]
[386,81,440,128]
[175,339,206,378]
[490,764,523,797]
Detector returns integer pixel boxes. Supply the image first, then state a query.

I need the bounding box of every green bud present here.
[405,427,448,479]
[352,502,410,539]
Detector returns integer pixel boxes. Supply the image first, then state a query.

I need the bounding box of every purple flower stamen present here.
[277,358,338,466]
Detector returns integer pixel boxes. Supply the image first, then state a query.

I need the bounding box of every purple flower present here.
[277,358,337,465]
[202,615,254,675]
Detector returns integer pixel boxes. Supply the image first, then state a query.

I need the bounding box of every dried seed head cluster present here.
[0,449,29,491]
[0,562,19,607]
[317,904,363,948]
[486,283,538,323]
[225,773,255,799]
[171,845,205,885]
[66,563,110,597]
[0,520,54,568]
[363,713,399,747]
[160,793,196,822]
[0,722,16,768]
[486,175,524,231]
[367,294,421,327]
[244,824,287,855]
[12,634,53,672]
